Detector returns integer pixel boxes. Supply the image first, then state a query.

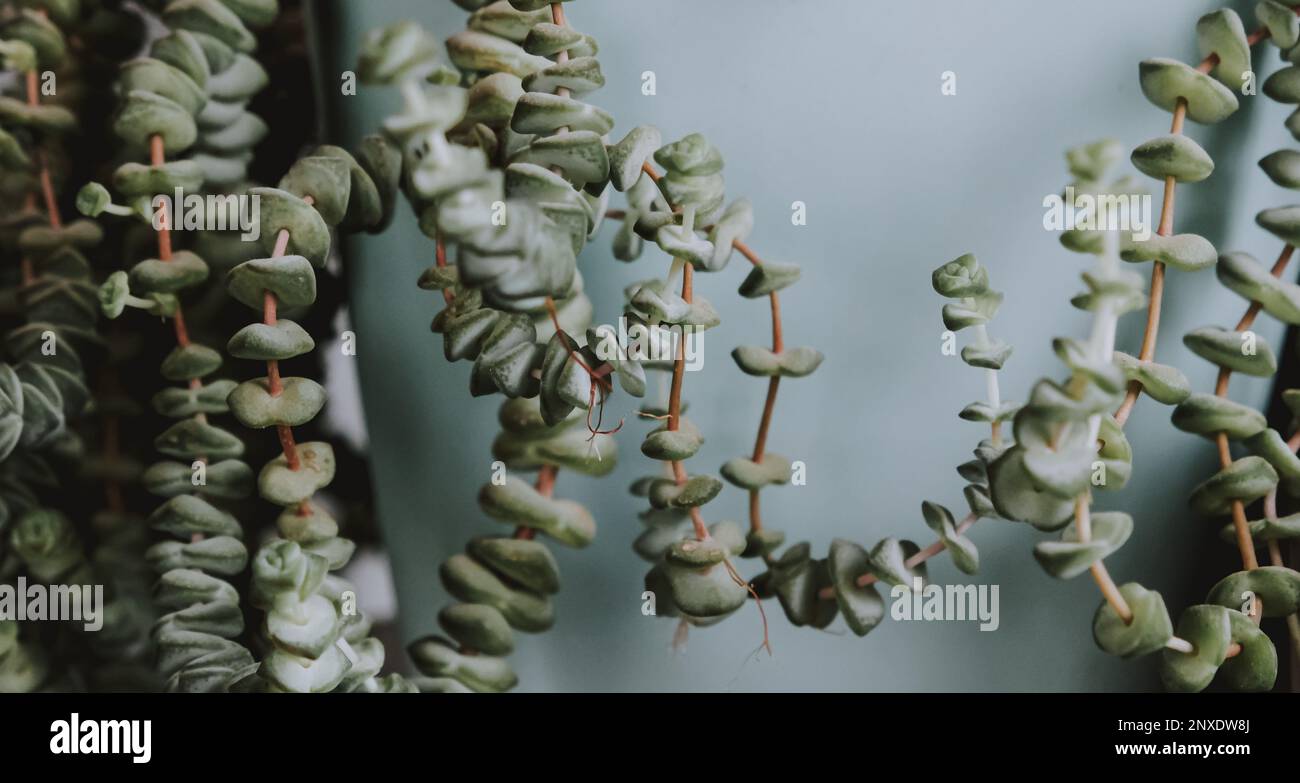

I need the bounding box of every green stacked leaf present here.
[225,137,409,693]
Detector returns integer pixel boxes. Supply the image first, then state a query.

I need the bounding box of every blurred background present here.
[308,0,1300,691]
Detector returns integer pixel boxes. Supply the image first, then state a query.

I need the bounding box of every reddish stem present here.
[659,263,708,540]
[734,240,786,534]
[262,196,315,471]
[265,291,283,396]
[544,296,612,394]
[1212,244,1293,576]
[26,70,61,230]
[1114,20,1282,425]
[147,133,208,542]
[277,425,300,471]
[18,72,51,285]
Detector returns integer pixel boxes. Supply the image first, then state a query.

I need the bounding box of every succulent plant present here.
[230,138,410,693]
[629,136,754,634]
[1156,6,1300,691]
[361,3,626,692]
[359,0,834,686]
[716,251,999,640]
[3,0,1299,699]
[716,5,1300,691]
[78,0,418,694]
[0,8,100,467]
[0,0,163,691]
[82,1,279,693]
[979,7,1299,692]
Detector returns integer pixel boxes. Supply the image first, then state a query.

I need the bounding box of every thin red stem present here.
[259,195,316,473]
[661,263,708,540]
[1212,245,1293,577]
[147,134,209,541]
[735,239,787,533]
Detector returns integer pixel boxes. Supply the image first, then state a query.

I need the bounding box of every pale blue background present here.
[318,0,1294,690]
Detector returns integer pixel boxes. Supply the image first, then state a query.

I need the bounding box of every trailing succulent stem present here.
[629,147,824,643]
[362,2,624,692]
[983,6,1300,692]
[363,0,829,680]
[85,0,280,692]
[236,139,409,694]
[1,0,159,690]
[750,253,1002,639]
[11,0,1293,697]
[79,0,415,695]
[1159,4,1300,691]
[1143,5,1300,692]
[631,146,750,633]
